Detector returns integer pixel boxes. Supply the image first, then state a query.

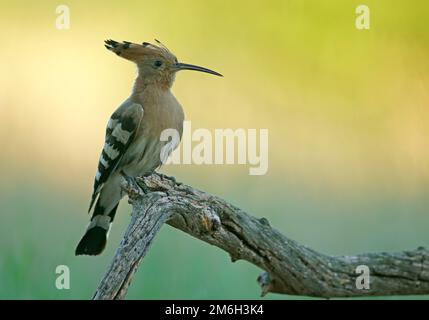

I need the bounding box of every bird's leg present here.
[119,169,134,184]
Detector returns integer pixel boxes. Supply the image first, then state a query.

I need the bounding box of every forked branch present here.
[93,173,429,299]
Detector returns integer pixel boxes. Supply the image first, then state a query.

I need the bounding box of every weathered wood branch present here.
[93,173,429,299]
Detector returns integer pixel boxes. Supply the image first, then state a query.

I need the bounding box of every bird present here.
[75,39,222,256]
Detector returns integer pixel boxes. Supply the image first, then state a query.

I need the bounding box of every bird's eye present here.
[154,60,163,67]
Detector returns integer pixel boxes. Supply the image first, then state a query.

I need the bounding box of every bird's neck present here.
[131,75,172,100]
[132,72,174,96]
[132,75,147,95]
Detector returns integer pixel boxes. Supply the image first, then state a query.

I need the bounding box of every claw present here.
[140,183,150,194]
[159,173,177,185]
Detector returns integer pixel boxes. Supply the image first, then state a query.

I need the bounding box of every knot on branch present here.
[201,207,221,233]
[136,173,177,193]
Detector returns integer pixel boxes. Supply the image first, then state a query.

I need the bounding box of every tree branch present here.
[93,173,429,299]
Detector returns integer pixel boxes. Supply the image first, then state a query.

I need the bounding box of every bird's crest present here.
[104,39,177,63]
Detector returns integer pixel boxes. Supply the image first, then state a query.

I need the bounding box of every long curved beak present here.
[176,62,223,77]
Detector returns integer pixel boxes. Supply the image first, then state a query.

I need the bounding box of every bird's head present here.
[104,39,222,89]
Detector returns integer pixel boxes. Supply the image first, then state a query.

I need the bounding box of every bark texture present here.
[93,173,429,299]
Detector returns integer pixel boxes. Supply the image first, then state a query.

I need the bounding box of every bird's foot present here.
[158,173,180,185]
[139,183,151,194]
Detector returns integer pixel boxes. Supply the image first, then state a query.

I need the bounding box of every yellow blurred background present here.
[0,0,428,299]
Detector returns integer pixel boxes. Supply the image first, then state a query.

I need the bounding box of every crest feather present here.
[104,39,177,63]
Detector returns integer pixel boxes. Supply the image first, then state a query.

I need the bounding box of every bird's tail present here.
[75,201,119,256]
[75,226,108,256]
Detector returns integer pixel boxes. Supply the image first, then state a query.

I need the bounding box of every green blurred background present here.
[0,0,428,299]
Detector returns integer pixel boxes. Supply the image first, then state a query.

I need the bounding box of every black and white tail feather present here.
[75,103,144,256]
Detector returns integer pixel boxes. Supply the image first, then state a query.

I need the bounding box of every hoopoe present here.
[75,39,222,255]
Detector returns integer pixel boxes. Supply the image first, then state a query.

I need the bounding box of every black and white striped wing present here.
[88,103,144,212]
